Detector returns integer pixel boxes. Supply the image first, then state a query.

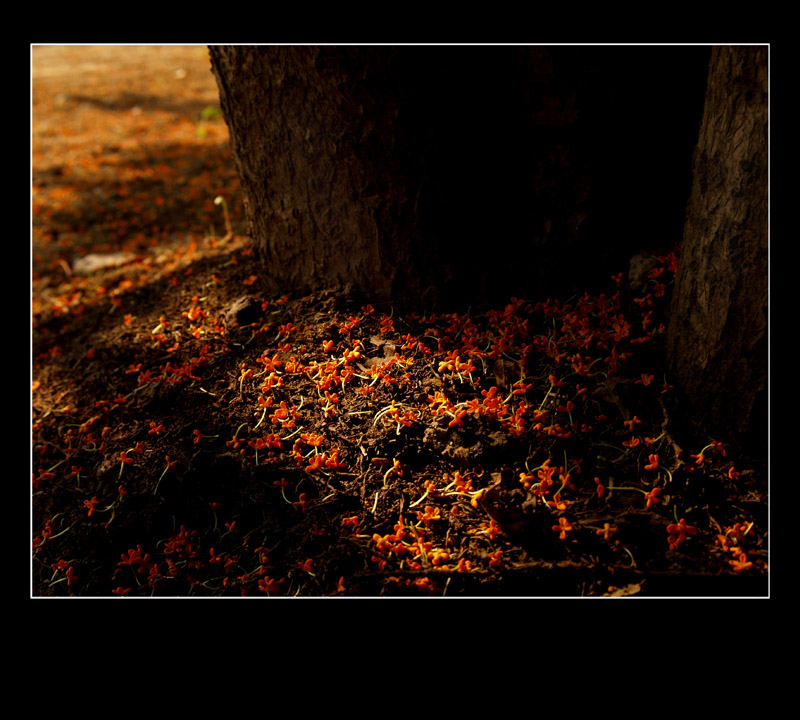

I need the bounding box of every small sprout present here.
[214,196,233,240]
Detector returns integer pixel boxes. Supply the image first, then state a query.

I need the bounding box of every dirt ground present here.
[31,45,768,597]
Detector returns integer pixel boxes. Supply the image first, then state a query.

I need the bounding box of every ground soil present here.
[32,45,768,597]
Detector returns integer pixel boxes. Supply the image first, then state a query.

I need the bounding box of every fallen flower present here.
[488,549,504,569]
[293,493,313,513]
[258,576,285,594]
[596,523,618,541]
[623,416,642,432]
[729,553,753,573]
[552,517,574,540]
[416,505,441,527]
[83,496,100,516]
[644,487,662,509]
[667,518,697,550]
[296,558,314,574]
[118,545,149,566]
[66,566,78,587]
[594,477,605,498]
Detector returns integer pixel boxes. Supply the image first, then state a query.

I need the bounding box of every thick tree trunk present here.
[209,46,709,310]
[667,46,768,451]
[209,46,456,307]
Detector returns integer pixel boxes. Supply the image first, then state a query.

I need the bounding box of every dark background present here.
[388,46,711,304]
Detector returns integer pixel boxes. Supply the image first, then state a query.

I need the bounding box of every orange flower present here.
[454,557,473,572]
[293,493,313,513]
[448,410,467,427]
[83,496,99,516]
[644,487,662,509]
[667,518,697,549]
[729,553,753,573]
[623,416,642,432]
[297,558,314,574]
[416,505,441,527]
[429,548,450,566]
[645,454,659,470]
[552,517,574,540]
[258,576,285,594]
[305,454,326,472]
[484,519,502,541]
[596,523,618,541]
[488,549,504,569]
[594,477,605,498]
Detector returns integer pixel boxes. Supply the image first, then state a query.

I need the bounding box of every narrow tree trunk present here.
[667,46,768,450]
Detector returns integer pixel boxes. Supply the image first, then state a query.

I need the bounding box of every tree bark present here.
[209,46,709,310]
[666,46,768,451]
[208,46,447,306]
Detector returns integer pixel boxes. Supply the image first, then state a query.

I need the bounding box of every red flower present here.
[118,545,149,566]
[594,477,605,498]
[258,576,285,594]
[66,566,78,587]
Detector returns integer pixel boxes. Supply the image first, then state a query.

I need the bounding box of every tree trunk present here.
[209,45,709,310]
[208,46,452,307]
[666,46,768,451]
